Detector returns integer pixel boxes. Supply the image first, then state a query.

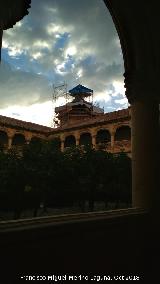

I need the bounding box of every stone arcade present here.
[0,84,131,156]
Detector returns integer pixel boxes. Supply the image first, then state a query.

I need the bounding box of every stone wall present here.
[0,108,131,155]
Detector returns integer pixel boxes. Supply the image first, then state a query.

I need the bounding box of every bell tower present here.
[55,84,104,127]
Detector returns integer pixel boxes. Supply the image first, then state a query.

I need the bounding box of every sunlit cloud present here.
[0,101,53,127]
[112,81,125,97]
[56,61,67,74]
[94,91,111,103]
[33,40,50,49]
[115,98,128,105]
[65,46,77,58]
[76,68,83,79]
[31,52,43,60]
[47,23,61,34]
[0,0,126,126]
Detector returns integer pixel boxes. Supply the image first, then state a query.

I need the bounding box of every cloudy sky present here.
[0,0,128,127]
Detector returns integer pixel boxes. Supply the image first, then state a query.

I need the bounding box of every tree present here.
[0,139,132,220]
[0,148,26,219]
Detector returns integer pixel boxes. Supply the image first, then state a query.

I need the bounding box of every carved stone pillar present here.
[8,136,13,149]
[7,130,15,149]
[92,135,96,149]
[76,138,79,146]
[90,129,97,149]
[75,132,80,146]
[131,99,159,209]
[61,140,65,152]
[125,73,159,210]
[25,135,32,145]
[110,130,115,151]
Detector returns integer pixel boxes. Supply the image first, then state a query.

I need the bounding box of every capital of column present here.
[90,128,97,136]
[25,135,32,144]
[74,132,80,140]
[91,133,96,138]
[60,133,65,140]
[124,71,160,104]
[110,129,116,136]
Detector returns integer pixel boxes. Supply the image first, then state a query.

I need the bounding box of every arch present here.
[96,129,111,144]
[64,135,76,148]
[0,130,8,146]
[104,1,160,212]
[115,126,131,141]
[12,133,26,146]
[79,132,92,146]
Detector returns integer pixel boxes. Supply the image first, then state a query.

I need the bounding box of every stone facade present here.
[0,107,131,156]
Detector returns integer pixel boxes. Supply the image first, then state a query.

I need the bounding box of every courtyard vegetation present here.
[0,139,132,219]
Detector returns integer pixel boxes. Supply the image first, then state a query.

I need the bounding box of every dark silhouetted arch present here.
[79,132,92,146]
[0,130,8,146]
[115,126,131,141]
[64,135,76,148]
[96,129,111,144]
[12,133,26,145]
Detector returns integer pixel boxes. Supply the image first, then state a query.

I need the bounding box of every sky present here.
[0,0,128,127]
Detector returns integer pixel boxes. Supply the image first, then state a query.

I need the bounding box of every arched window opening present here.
[0,131,8,147]
[114,126,131,152]
[64,135,76,148]
[115,126,131,141]
[12,134,26,146]
[79,133,92,146]
[96,129,111,144]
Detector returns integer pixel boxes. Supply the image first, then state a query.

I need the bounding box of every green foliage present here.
[0,141,132,219]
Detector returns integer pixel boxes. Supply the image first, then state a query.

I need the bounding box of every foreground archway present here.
[104,0,159,210]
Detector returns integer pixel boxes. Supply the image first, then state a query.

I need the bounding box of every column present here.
[76,138,79,146]
[75,132,80,146]
[131,99,159,210]
[92,134,96,149]
[61,140,65,152]
[90,129,97,149]
[26,136,32,145]
[110,130,115,152]
[8,136,13,149]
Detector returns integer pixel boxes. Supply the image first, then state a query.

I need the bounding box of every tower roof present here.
[69,84,93,97]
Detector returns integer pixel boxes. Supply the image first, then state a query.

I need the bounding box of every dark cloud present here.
[0,0,126,124]
[0,61,51,107]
